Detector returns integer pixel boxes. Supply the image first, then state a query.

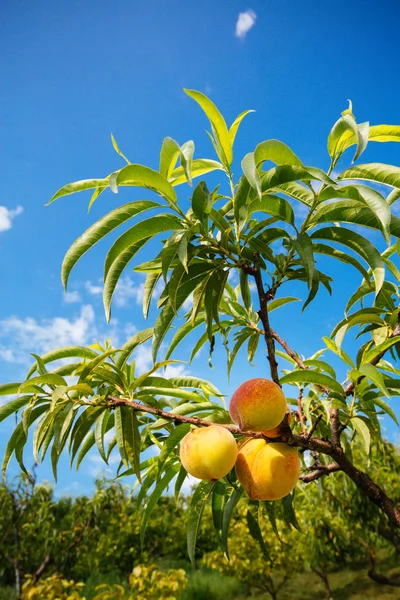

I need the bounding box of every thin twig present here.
[297,388,307,433]
[300,463,340,483]
[306,415,323,440]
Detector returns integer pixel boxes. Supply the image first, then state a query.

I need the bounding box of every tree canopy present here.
[1,89,400,565]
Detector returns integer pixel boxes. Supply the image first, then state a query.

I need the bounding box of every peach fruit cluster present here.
[179,378,300,501]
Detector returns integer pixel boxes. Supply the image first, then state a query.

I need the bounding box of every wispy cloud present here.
[84,276,163,310]
[0,206,23,232]
[235,10,257,39]
[0,305,96,364]
[63,290,82,304]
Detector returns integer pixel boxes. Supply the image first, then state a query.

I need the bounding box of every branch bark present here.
[251,264,280,385]
[360,540,400,587]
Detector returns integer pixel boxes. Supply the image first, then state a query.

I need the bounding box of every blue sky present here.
[1,0,400,495]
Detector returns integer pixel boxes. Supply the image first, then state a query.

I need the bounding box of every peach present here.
[235,439,301,500]
[229,378,287,432]
[263,411,292,438]
[179,426,238,481]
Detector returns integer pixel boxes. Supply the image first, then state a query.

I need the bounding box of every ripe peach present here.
[229,378,287,432]
[263,411,292,438]
[179,426,238,481]
[236,439,301,500]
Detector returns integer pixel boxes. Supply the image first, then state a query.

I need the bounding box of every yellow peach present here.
[229,378,287,432]
[263,411,292,438]
[236,439,301,500]
[179,426,238,481]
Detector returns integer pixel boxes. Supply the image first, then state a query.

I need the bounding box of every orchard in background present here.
[2,89,400,569]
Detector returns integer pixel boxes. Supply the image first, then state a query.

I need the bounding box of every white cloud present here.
[114,276,144,307]
[133,343,153,374]
[63,290,81,304]
[0,206,23,232]
[163,364,189,379]
[85,280,103,295]
[235,10,257,39]
[84,276,163,311]
[0,305,96,364]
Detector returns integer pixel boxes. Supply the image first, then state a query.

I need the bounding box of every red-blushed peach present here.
[263,411,292,438]
[235,439,301,500]
[179,425,238,481]
[229,378,287,432]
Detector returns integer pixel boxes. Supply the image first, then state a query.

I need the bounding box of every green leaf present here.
[280,371,344,395]
[332,308,386,350]
[303,359,336,379]
[191,180,212,221]
[69,407,104,466]
[2,423,26,475]
[94,410,112,464]
[180,140,195,186]
[159,137,181,179]
[78,348,119,381]
[48,178,109,205]
[275,181,314,206]
[328,114,359,159]
[373,397,399,426]
[143,272,162,319]
[261,165,335,192]
[114,164,178,205]
[247,501,270,559]
[116,328,154,368]
[242,152,262,199]
[158,424,190,474]
[0,383,21,396]
[312,243,369,281]
[165,315,204,360]
[61,201,160,289]
[248,195,295,225]
[281,493,302,532]
[175,465,188,503]
[339,163,400,190]
[267,297,300,312]
[314,185,391,244]
[103,216,181,321]
[211,480,226,547]
[323,336,354,367]
[254,139,303,167]
[229,110,255,145]
[228,329,253,377]
[294,233,315,288]
[168,158,224,186]
[104,215,181,280]
[140,463,180,548]
[184,89,232,167]
[122,406,142,481]
[0,395,32,423]
[152,264,215,361]
[221,487,244,560]
[111,133,130,164]
[26,346,98,379]
[239,270,251,309]
[76,431,96,470]
[358,363,390,399]
[19,374,67,391]
[351,417,371,454]
[310,226,385,295]
[363,337,400,363]
[341,125,400,153]
[187,480,215,565]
